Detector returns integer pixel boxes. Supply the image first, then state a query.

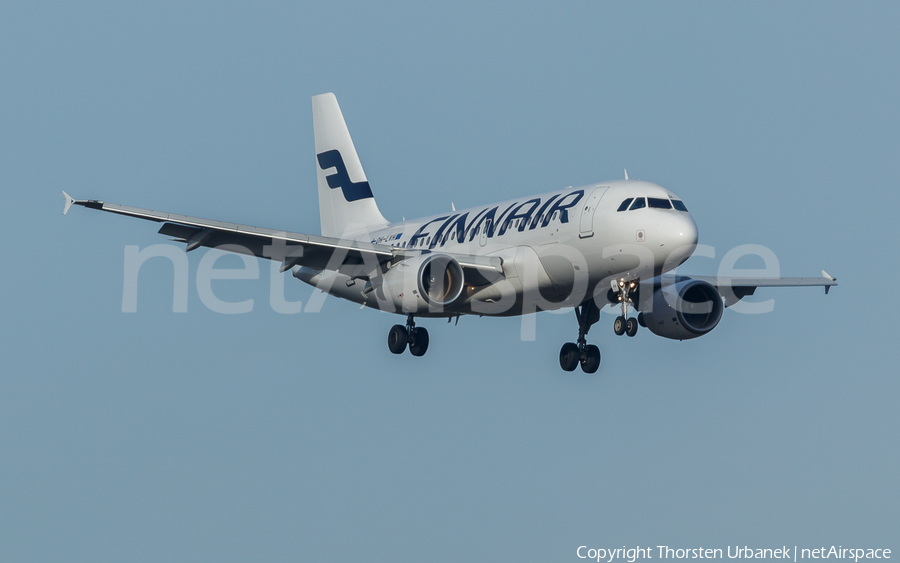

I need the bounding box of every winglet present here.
[822,270,837,294]
[62,191,75,215]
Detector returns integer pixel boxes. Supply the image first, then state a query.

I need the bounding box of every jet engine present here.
[640,278,724,340]
[382,253,465,313]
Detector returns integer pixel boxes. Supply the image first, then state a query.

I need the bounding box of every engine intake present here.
[640,279,724,340]
[419,254,464,305]
[383,253,465,313]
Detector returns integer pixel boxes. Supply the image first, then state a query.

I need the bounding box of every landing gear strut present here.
[611,278,639,338]
[559,300,601,373]
[388,314,429,356]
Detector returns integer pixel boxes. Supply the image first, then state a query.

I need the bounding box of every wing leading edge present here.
[61,192,503,281]
[685,273,838,307]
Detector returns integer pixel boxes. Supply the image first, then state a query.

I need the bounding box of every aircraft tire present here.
[581,345,601,373]
[614,316,626,336]
[388,324,408,354]
[559,342,579,371]
[625,318,638,337]
[409,327,429,356]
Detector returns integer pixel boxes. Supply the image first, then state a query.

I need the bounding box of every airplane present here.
[62,92,837,373]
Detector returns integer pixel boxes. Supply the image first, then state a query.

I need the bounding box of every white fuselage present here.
[295,180,699,317]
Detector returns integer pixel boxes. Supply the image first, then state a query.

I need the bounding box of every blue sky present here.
[2,2,898,561]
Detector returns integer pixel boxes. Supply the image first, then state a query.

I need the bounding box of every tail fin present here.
[312,93,388,238]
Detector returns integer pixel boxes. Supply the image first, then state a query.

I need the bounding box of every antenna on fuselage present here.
[624,169,629,180]
[451,202,456,211]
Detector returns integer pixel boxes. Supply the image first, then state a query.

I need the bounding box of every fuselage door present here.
[479,219,491,246]
[579,187,608,238]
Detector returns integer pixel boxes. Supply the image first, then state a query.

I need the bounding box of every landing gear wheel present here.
[614,315,626,336]
[637,312,646,328]
[409,327,429,356]
[625,317,638,337]
[388,325,408,354]
[580,344,601,373]
[559,302,602,373]
[559,342,579,372]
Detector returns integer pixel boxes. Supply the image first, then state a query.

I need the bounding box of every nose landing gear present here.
[559,300,602,373]
[388,314,429,356]
[611,278,639,338]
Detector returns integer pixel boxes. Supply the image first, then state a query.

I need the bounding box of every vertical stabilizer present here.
[312,93,388,238]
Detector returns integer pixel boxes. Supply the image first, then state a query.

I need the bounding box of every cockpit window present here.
[617,198,634,212]
[629,197,646,210]
[648,197,672,209]
[672,199,688,212]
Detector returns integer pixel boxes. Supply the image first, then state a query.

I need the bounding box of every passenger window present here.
[617,198,634,212]
[672,199,688,211]
[629,198,646,210]
[648,197,672,209]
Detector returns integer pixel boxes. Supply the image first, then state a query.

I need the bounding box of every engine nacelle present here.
[382,253,465,313]
[640,279,724,340]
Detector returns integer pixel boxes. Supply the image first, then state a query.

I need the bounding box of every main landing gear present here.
[559,300,602,373]
[388,314,429,356]
[611,278,639,338]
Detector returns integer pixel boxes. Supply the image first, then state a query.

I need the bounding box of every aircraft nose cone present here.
[680,215,699,247]
[658,214,699,267]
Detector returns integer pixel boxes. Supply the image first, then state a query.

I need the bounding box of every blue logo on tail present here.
[316,150,374,202]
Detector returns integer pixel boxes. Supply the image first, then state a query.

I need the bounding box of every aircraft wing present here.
[685,273,838,307]
[62,192,504,281]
